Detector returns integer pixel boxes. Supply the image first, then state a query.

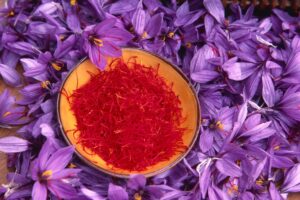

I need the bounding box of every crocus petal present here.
[46,146,74,172]
[223,58,257,81]
[33,2,62,16]
[127,174,146,190]
[32,182,47,200]
[109,0,138,15]
[94,18,116,36]
[47,180,77,199]
[51,168,81,180]
[249,128,275,142]
[89,46,107,70]
[203,0,225,24]
[40,123,55,138]
[81,187,105,200]
[282,164,300,192]
[240,121,272,137]
[145,13,163,38]
[199,130,213,152]
[108,183,128,200]
[54,35,76,58]
[0,64,22,87]
[0,136,29,153]
[262,72,275,107]
[6,42,39,56]
[191,70,219,83]
[269,182,283,200]
[215,159,242,177]
[101,41,122,57]
[190,45,215,72]
[132,6,146,35]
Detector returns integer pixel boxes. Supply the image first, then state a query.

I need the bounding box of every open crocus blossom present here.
[30,140,80,200]
[0,0,300,199]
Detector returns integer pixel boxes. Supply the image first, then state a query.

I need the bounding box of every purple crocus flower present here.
[127,175,165,199]
[30,140,80,200]
[199,106,235,152]
[82,18,133,70]
[0,89,28,127]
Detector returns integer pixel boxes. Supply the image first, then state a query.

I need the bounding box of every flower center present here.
[134,193,142,200]
[185,42,192,48]
[41,170,53,179]
[51,62,62,71]
[141,32,148,39]
[41,80,51,89]
[70,0,77,6]
[215,121,224,131]
[7,10,14,17]
[92,37,104,47]
[273,145,280,151]
[2,112,11,117]
[167,32,175,38]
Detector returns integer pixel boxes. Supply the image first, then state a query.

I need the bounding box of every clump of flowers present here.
[0,0,299,199]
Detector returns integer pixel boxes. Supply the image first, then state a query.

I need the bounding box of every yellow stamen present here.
[59,35,65,41]
[161,35,166,41]
[256,179,264,185]
[141,31,148,39]
[41,80,50,89]
[68,163,77,168]
[51,62,62,71]
[134,193,142,200]
[41,170,53,178]
[215,121,224,131]
[93,38,104,47]
[70,0,77,6]
[8,11,14,17]
[232,185,238,191]
[167,32,175,38]
[3,112,11,117]
[236,160,241,166]
[274,145,280,151]
[186,42,192,48]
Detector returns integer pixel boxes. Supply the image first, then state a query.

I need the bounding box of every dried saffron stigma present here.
[69,58,187,171]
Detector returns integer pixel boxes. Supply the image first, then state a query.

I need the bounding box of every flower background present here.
[0,0,300,199]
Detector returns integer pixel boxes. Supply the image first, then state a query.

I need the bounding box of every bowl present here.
[57,48,200,178]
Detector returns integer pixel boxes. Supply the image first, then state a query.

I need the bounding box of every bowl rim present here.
[57,47,201,178]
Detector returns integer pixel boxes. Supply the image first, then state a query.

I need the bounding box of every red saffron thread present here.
[69,58,186,171]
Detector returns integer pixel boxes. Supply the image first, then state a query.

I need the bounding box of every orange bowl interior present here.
[58,48,200,177]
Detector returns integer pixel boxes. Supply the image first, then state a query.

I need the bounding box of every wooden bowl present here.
[57,48,200,178]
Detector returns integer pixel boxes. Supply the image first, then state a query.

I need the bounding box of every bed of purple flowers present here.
[0,0,299,199]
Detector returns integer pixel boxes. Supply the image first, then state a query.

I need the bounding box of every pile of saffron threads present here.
[69,59,186,171]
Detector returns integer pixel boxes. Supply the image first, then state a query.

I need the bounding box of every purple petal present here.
[191,70,219,83]
[54,35,76,58]
[282,163,300,192]
[249,128,275,142]
[32,181,47,200]
[240,121,272,137]
[40,123,55,138]
[262,72,275,107]
[89,47,107,70]
[0,64,22,87]
[33,2,62,16]
[145,13,163,38]
[190,45,215,72]
[6,41,39,56]
[203,0,225,24]
[215,159,242,177]
[199,129,213,152]
[94,18,116,36]
[132,6,146,35]
[108,183,128,200]
[0,136,29,153]
[109,0,138,15]
[199,163,211,198]
[47,180,77,199]
[223,58,257,81]
[81,187,105,200]
[127,174,146,190]
[46,146,74,172]
[269,182,283,200]
[51,168,81,180]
